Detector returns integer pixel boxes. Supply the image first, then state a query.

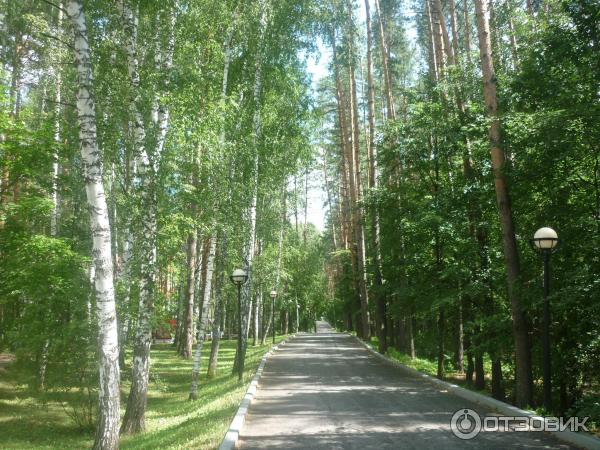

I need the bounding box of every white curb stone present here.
[353,335,600,450]
[219,335,297,450]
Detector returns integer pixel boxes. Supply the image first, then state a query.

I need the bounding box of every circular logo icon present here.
[450,408,482,440]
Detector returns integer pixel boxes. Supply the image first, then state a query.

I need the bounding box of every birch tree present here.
[189,235,216,399]
[122,2,176,433]
[233,0,269,376]
[66,1,120,447]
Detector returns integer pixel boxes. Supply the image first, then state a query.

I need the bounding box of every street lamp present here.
[530,226,559,410]
[270,290,277,344]
[230,268,248,381]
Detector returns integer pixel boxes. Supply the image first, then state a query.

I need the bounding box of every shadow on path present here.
[239,321,571,450]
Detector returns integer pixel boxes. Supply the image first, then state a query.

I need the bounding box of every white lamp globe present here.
[231,268,247,284]
[533,227,558,250]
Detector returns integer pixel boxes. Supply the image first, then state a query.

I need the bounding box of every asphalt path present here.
[238,321,574,449]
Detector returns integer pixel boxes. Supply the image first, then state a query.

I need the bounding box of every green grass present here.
[385,347,440,376]
[0,336,290,450]
[365,337,496,395]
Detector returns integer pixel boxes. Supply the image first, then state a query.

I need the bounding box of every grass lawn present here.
[0,336,290,449]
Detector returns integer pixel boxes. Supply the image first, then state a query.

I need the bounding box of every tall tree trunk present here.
[425,0,439,82]
[407,315,415,359]
[252,240,263,346]
[429,0,445,79]
[295,298,299,333]
[322,150,339,250]
[331,28,353,253]
[373,0,395,120]
[474,0,531,407]
[189,235,217,400]
[40,8,64,390]
[122,169,158,434]
[51,11,62,237]
[179,232,197,359]
[174,275,186,348]
[437,307,445,379]
[194,236,209,335]
[448,0,461,64]
[67,1,120,448]
[0,30,23,228]
[463,0,473,66]
[261,184,286,345]
[435,0,455,65]
[121,2,174,433]
[457,298,464,373]
[347,1,370,339]
[475,351,485,389]
[253,289,261,346]
[331,28,360,323]
[507,16,519,69]
[207,4,237,373]
[233,0,268,374]
[364,0,386,352]
[303,169,308,243]
[207,236,225,378]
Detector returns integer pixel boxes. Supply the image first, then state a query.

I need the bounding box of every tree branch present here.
[39,0,69,15]
[35,32,75,50]
[44,98,76,109]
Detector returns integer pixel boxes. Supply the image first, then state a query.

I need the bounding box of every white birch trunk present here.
[120,0,153,434]
[121,1,175,433]
[51,22,61,237]
[235,0,267,373]
[207,233,225,378]
[207,5,237,376]
[66,2,120,448]
[253,286,261,346]
[189,235,217,400]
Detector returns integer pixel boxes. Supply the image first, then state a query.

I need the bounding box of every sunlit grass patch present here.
[0,336,289,449]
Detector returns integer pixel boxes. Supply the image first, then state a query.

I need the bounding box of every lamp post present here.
[530,226,559,410]
[270,290,277,344]
[230,268,248,381]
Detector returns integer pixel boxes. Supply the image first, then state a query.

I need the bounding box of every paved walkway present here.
[238,322,572,449]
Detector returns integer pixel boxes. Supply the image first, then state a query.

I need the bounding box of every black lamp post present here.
[230,268,248,381]
[530,226,559,410]
[270,290,277,344]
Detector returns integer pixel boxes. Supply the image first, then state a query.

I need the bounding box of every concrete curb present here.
[218,335,297,450]
[352,335,600,450]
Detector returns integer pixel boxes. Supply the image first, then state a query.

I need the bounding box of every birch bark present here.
[233,0,268,374]
[121,2,175,433]
[207,4,238,375]
[189,235,217,400]
[51,8,62,237]
[66,1,120,448]
[261,185,286,344]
